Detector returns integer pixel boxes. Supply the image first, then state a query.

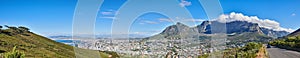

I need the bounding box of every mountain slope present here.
[0,26,119,58]
[260,27,290,38]
[159,22,198,39]
[286,28,300,37]
[227,32,273,43]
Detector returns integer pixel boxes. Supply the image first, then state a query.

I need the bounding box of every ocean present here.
[54,39,76,46]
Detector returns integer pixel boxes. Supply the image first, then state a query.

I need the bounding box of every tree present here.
[4,25,18,30]
[4,25,9,28]
[243,42,261,51]
[18,26,30,32]
[0,25,2,33]
[2,25,21,35]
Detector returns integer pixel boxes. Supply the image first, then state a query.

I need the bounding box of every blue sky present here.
[0,0,299,37]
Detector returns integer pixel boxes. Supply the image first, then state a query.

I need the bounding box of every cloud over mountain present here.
[215,12,294,32]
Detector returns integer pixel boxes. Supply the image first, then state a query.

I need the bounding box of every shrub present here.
[243,42,261,51]
[4,46,25,58]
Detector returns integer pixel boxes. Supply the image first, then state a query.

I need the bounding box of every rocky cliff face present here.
[193,21,211,34]
[225,21,263,34]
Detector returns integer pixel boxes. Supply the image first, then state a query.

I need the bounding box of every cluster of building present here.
[54,37,249,57]
[74,38,231,57]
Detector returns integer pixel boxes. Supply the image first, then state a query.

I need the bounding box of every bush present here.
[222,42,262,58]
[269,35,300,51]
[4,46,25,58]
[243,42,261,51]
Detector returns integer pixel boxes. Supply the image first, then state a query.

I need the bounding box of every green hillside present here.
[227,32,273,43]
[198,42,265,58]
[0,25,119,58]
[269,28,300,52]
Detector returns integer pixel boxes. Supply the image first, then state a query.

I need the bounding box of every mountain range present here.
[146,20,290,41]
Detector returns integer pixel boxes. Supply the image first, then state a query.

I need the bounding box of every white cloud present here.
[101,9,118,15]
[158,18,205,23]
[101,11,114,15]
[100,16,117,19]
[291,13,296,16]
[139,22,145,25]
[131,31,159,35]
[99,9,119,19]
[179,0,191,7]
[158,18,173,22]
[183,19,206,22]
[101,31,161,38]
[215,12,294,32]
[140,20,158,24]
[131,31,161,36]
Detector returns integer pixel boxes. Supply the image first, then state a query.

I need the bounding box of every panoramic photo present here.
[0,0,300,58]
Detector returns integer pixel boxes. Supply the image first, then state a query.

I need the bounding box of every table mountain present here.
[148,21,289,40]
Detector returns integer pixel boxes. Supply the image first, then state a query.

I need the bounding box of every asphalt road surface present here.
[267,47,300,58]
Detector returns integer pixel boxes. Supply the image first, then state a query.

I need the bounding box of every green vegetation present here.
[99,51,120,58]
[198,54,209,58]
[198,42,263,58]
[0,25,119,58]
[269,35,300,51]
[227,32,273,44]
[0,25,75,57]
[3,46,25,58]
[223,42,262,58]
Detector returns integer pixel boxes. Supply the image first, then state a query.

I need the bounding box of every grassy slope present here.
[0,26,119,58]
[0,31,75,57]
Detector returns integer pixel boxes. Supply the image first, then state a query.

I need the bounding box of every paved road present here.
[267,47,300,58]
